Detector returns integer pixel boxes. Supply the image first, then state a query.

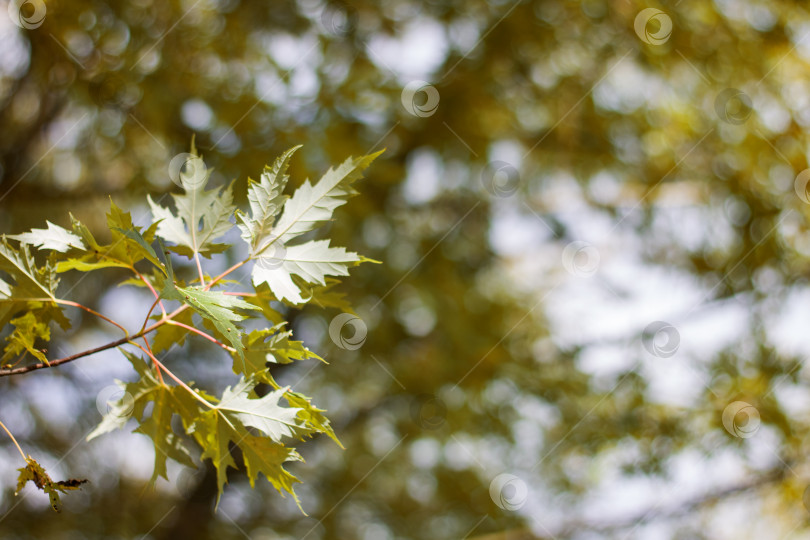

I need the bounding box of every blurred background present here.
[2,0,810,538]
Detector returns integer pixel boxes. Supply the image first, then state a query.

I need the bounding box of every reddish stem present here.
[165,319,234,352]
[134,270,166,316]
[128,341,213,409]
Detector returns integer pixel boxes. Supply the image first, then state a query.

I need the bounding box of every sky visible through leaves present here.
[2,1,810,539]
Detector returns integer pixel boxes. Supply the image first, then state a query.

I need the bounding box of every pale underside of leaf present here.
[236,145,301,254]
[251,239,362,303]
[9,222,85,253]
[216,379,307,442]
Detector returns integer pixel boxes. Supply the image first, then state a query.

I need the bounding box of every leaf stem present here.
[56,299,129,336]
[139,296,162,335]
[164,319,235,352]
[194,254,206,288]
[134,269,166,317]
[205,259,248,291]
[127,341,213,409]
[0,419,27,462]
[7,298,129,337]
[139,335,164,384]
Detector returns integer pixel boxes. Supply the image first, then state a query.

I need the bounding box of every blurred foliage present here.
[2,0,810,538]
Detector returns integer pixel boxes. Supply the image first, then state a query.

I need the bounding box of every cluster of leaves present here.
[15,456,87,512]
[0,143,381,510]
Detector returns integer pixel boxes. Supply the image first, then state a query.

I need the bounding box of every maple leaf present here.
[0,238,68,332]
[234,324,322,380]
[8,221,84,253]
[283,389,341,448]
[147,146,236,259]
[161,283,255,356]
[267,150,383,245]
[189,407,303,508]
[236,145,300,254]
[0,238,58,301]
[15,455,87,512]
[149,308,194,354]
[88,350,198,483]
[56,202,164,273]
[241,150,382,303]
[297,278,356,313]
[3,312,50,364]
[239,434,303,500]
[252,239,369,304]
[214,378,310,442]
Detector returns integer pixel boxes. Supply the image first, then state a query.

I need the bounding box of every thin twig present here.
[0,256,252,378]
[139,335,164,384]
[127,341,213,409]
[134,269,166,316]
[139,296,162,335]
[0,419,27,462]
[7,298,128,336]
[164,319,235,352]
[206,259,248,291]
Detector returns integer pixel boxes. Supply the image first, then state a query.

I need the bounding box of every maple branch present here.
[0,312,171,377]
[0,418,27,462]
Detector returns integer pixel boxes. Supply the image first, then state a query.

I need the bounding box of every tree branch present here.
[0,256,252,378]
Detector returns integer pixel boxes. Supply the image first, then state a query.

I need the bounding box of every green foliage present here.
[3,312,50,365]
[0,144,381,511]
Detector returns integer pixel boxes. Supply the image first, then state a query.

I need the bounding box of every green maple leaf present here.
[259,371,341,448]
[189,407,303,508]
[8,221,84,253]
[88,351,200,483]
[189,409,239,504]
[161,283,255,356]
[236,145,300,254]
[239,434,303,501]
[3,312,50,364]
[243,150,382,303]
[134,388,197,483]
[56,202,164,273]
[267,150,383,245]
[0,238,68,332]
[149,308,194,354]
[0,238,58,301]
[242,283,285,325]
[233,324,322,380]
[283,389,341,448]
[297,278,356,313]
